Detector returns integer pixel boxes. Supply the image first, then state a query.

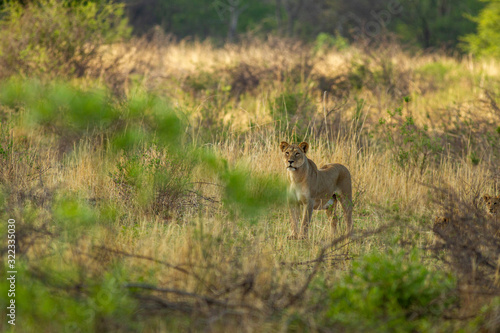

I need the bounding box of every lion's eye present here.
[295,153,299,157]
[285,152,289,156]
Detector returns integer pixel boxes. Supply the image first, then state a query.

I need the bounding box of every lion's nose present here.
[288,160,293,164]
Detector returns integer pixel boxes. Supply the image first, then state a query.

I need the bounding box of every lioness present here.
[280,141,353,239]
[483,194,500,217]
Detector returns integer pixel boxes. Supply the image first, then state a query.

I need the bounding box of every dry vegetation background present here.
[1,27,500,332]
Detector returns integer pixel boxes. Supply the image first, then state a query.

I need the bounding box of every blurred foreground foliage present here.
[0,78,287,330]
[0,78,287,219]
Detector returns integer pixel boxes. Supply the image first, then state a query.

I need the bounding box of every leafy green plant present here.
[469,151,480,165]
[379,99,443,174]
[0,261,137,332]
[416,62,453,85]
[314,32,349,54]
[221,167,287,221]
[461,0,500,58]
[183,70,221,95]
[111,148,193,220]
[273,91,301,117]
[348,61,369,90]
[0,0,131,78]
[321,249,456,332]
[394,0,483,49]
[271,90,313,121]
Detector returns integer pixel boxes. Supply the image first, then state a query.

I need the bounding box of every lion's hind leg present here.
[326,194,339,233]
[338,192,353,234]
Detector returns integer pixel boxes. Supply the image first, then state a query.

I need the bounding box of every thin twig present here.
[185,189,220,204]
[190,181,225,188]
[284,222,395,308]
[124,283,260,312]
[94,246,205,283]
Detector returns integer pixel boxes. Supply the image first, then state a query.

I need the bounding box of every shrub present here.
[348,61,370,90]
[0,0,131,78]
[378,99,443,174]
[314,32,348,54]
[111,148,194,220]
[461,0,500,58]
[416,62,453,85]
[0,260,137,332]
[321,249,456,332]
[271,91,313,120]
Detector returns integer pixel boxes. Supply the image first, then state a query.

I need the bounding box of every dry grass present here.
[2,36,500,332]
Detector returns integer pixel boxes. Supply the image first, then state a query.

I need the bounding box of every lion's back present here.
[319,163,351,178]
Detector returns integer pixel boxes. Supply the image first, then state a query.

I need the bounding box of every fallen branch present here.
[284,222,395,308]
[93,246,205,283]
[124,283,260,312]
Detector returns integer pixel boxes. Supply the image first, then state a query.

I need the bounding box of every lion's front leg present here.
[300,200,314,238]
[287,199,301,240]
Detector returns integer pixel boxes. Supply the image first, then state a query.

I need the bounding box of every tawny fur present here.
[432,195,500,242]
[483,194,500,217]
[280,141,353,239]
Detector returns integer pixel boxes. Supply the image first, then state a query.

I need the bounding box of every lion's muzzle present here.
[287,160,297,171]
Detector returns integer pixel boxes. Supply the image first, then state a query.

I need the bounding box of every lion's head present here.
[432,216,450,234]
[483,194,500,215]
[279,141,309,171]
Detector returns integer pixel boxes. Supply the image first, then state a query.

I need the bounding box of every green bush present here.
[221,166,287,221]
[416,62,454,85]
[378,99,443,174]
[0,262,137,332]
[314,32,348,54]
[462,0,500,58]
[0,0,131,78]
[110,148,194,220]
[393,0,483,49]
[0,79,120,137]
[271,91,312,120]
[348,61,370,90]
[322,249,456,332]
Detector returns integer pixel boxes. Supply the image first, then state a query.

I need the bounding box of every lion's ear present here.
[483,194,491,202]
[298,142,309,154]
[280,141,289,152]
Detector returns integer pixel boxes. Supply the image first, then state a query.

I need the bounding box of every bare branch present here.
[284,222,396,308]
